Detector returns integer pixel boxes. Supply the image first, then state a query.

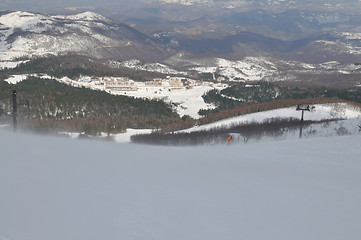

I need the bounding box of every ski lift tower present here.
[296,104,310,122]
[296,104,311,138]
[10,90,29,131]
[12,90,17,131]
[0,90,28,131]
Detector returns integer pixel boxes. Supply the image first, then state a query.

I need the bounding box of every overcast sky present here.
[1,0,360,17]
[0,0,133,14]
[1,0,359,12]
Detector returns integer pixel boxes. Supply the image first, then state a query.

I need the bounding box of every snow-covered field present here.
[111,84,223,118]
[1,128,361,240]
[0,61,27,69]
[3,74,28,84]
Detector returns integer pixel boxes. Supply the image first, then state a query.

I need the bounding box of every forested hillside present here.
[0,55,166,81]
[0,77,181,133]
[200,81,361,116]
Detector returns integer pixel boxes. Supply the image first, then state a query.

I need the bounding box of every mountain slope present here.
[1,129,361,240]
[0,11,172,61]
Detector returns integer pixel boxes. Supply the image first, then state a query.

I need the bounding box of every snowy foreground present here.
[1,129,361,240]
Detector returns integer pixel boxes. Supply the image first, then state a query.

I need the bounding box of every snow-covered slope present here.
[183,103,361,132]
[162,53,361,83]
[162,54,279,81]
[1,129,361,240]
[191,57,278,81]
[0,11,169,61]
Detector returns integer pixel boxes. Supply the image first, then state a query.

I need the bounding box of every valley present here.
[1,6,361,141]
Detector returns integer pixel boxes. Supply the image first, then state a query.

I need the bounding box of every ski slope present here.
[1,129,361,240]
[182,103,361,133]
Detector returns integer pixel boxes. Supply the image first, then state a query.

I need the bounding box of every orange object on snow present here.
[227,136,232,142]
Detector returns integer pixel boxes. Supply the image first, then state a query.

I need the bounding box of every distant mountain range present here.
[1,9,361,87]
[2,9,361,64]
